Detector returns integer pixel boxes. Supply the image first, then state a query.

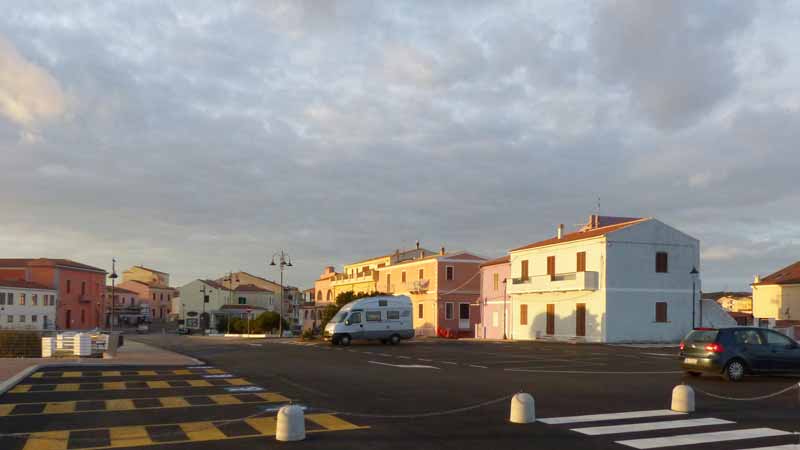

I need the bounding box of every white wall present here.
[512,291,606,342]
[0,287,57,330]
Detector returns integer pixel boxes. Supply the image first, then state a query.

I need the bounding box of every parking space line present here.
[187,379,212,387]
[44,402,76,414]
[105,399,135,411]
[17,413,365,450]
[146,381,170,389]
[54,383,80,392]
[159,397,190,408]
[209,394,242,405]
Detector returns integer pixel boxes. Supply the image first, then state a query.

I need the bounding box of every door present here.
[762,330,800,371]
[459,303,470,329]
[346,311,364,339]
[732,329,771,371]
[65,310,71,329]
[546,304,555,335]
[575,303,586,337]
[364,310,384,339]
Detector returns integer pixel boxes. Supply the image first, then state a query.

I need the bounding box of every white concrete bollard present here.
[276,405,306,441]
[509,393,536,424]
[671,385,695,412]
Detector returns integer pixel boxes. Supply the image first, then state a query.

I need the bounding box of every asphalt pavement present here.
[3,335,800,450]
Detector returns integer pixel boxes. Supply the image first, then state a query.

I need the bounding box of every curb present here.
[0,364,42,396]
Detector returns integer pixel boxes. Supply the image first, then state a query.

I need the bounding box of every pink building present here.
[477,256,511,339]
[375,249,486,337]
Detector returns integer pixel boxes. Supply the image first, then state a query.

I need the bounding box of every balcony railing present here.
[331,270,379,284]
[408,279,430,293]
[509,271,598,293]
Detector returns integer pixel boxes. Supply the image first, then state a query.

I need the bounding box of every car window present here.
[348,312,362,324]
[734,330,763,345]
[764,330,793,346]
[685,330,718,343]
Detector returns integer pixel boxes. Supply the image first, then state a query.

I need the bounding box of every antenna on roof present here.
[596,196,601,216]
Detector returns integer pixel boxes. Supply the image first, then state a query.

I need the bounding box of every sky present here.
[1,0,799,291]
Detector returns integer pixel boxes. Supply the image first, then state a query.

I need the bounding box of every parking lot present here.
[6,336,799,450]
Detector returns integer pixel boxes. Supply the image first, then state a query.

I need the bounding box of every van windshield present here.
[330,310,348,324]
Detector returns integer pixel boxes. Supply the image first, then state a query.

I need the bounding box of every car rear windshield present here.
[684,330,719,343]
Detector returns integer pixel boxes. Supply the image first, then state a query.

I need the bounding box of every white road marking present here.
[572,418,733,436]
[616,428,792,449]
[418,358,433,362]
[641,352,678,358]
[368,360,440,369]
[468,364,488,369]
[378,353,392,357]
[246,343,262,347]
[397,356,412,359]
[737,445,800,450]
[538,409,685,425]
[441,361,458,365]
[362,351,374,355]
[506,369,682,375]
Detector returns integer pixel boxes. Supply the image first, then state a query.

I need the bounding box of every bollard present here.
[509,393,536,424]
[276,405,306,441]
[671,385,695,413]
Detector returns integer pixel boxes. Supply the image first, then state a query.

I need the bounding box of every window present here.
[160,293,164,301]
[656,252,668,273]
[577,252,586,272]
[418,269,424,280]
[734,329,763,345]
[459,303,470,320]
[387,310,400,320]
[152,293,156,300]
[366,311,381,322]
[0,293,5,305]
[379,299,387,306]
[446,266,454,281]
[493,273,499,291]
[66,280,71,293]
[19,315,26,323]
[81,281,86,296]
[238,297,247,305]
[521,260,529,280]
[32,294,38,306]
[655,302,668,322]
[81,309,86,324]
[31,315,37,323]
[547,256,556,276]
[401,271,406,283]
[520,304,528,325]
[445,303,454,320]
[348,312,362,324]
[43,315,48,326]
[316,291,322,301]
[386,274,391,289]
[418,304,424,319]
[6,293,12,305]
[7,315,13,323]
[20,293,26,305]
[764,330,793,346]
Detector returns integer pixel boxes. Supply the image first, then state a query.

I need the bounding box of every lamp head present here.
[690,266,699,275]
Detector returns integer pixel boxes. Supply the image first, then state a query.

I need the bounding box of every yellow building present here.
[122,265,170,288]
[328,246,437,299]
[752,261,800,321]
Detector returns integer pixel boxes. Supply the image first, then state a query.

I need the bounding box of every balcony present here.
[508,271,598,294]
[331,270,379,286]
[408,279,430,294]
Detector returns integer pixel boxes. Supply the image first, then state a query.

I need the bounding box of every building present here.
[752,261,800,324]
[715,295,753,314]
[477,256,510,340]
[313,266,338,304]
[0,280,58,330]
[506,215,700,343]
[118,266,175,322]
[329,247,437,300]
[0,258,107,329]
[178,279,277,331]
[375,247,486,337]
[103,286,146,326]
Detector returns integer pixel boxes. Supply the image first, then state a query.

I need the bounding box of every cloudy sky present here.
[1,1,798,291]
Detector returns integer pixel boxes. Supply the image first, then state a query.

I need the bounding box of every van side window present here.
[366,311,381,322]
[387,311,400,320]
[348,312,362,324]
[378,300,387,307]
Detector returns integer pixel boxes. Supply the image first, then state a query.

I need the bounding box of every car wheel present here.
[339,335,351,346]
[685,371,702,377]
[389,334,401,345]
[380,339,388,345]
[723,359,746,382]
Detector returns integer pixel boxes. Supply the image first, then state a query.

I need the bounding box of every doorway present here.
[576,303,586,337]
[458,303,470,329]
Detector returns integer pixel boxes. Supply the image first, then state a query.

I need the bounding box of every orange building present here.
[118,265,175,321]
[0,258,107,330]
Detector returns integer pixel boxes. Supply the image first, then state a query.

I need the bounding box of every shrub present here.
[301,329,314,340]
[0,330,43,357]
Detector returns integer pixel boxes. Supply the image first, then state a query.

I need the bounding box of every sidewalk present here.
[0,339,201,386]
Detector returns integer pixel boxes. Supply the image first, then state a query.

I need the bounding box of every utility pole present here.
[270,250,293,337]
[109,258,118,332]
[200,284,211,335]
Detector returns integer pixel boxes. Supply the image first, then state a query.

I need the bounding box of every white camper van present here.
[323,295,414,346]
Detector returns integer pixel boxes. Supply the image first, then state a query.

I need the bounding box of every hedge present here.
[0,330,43,357]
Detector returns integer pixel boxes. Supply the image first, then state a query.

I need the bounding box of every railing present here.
[508,271,598,293]
[409,279,430,293]
[331,270,379,284]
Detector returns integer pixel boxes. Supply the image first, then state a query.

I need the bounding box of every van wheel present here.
[380,339,388,345]
[339,335,351,346]
[389,334,401,345]
[331,338,339,346]
[723,359,746,382]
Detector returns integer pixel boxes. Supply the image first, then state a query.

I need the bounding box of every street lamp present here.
[690,266,699,328]
[223,272,239,334]
[199,284,211,335]
[109,258,118,332]
[270,250,293,337]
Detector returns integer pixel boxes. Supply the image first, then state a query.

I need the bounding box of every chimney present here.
[557,224,564,239]
[416,240,420,250]
[754,274,760,284]
[440,246,445,256]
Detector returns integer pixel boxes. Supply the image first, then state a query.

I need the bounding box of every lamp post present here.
[199,284,211,335]
[109,258,118,332]
[223,272,239,334]
[691,266,699,328]
[270,250,293,337]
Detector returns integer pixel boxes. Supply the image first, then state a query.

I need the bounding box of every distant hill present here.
[702,291,751,300]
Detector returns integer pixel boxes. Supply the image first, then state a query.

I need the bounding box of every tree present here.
[252,311,288,333]
[319,291,389,330]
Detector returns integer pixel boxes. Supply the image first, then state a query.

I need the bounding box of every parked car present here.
[136,323,149,334]
[324,295,413,346]
[680,327,800,381]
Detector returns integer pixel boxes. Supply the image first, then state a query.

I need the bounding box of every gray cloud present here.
[0,0,796,291]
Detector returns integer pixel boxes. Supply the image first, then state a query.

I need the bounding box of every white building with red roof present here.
[506,214,700,343]
[0,279,58,330]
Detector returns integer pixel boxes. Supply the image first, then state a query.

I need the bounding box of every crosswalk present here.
[539,409,799,449]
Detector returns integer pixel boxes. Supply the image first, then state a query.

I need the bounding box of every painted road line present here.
[468,365,488,369]
[28,369,219,379]
[441,361,458,365]
[396,356,412,359]
[369,361,440,369]
[538,409,686,425]
[506,369,683,375]
[378,353,392,357]
[616,428,793,449]
[418,358,433,362]
[641,353,678,358]
[572,418,733,436]
[736,446,800,450]
[10,378,254,393]
[19,414,366,450]
[0,393,290,416]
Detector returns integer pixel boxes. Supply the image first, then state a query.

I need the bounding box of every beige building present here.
[716,295,753,313]
[752,261,800,322]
